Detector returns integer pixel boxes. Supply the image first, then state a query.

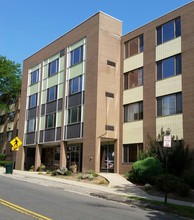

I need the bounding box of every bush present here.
[155,174,190,197]
[87,170,98,177]
[0,161,12,166]
[155,174,180,192]
[0,154,6,161]
[51,167,72,176]
[132,157,163,184]
[183,172,194,189]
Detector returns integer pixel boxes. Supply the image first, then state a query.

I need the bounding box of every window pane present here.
[176,54,182,75]
[163,20,174,43]
[124,73,128,90]
[176,93,182,113]
[157,61,162,80]
[157,26,162,45]
[163,57,174,78]
[139,102,143,120]
[139,35,144,52]
[46,113,55,128]
[68,106,81,124]
[129,103,139,121]
[130,37,138,57]
[70,46,83,66]
[48,86,57,102]
[125,41,130,59]
[28,119,35,132]
[29,94,37,108]
[175,17,181,37]
[157,98,162,116]
[163,95,175,116]
[31,70,39,84]
[49,59,59,76]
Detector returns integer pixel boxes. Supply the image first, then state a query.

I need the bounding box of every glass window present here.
[48,59,59,77]
[124,102,143,122]
[157,93,182,117]
[7,131,13,141]
[29,93,37,109]
[123,144,143,163]
[157,54,181,80]
[69,76,82,95]
[124,67,143,90]
[46,113,56,129]
[70,46,83,66]
[27,118,36,133]
[125,35,144,58]
[157,17,181,45]
[47,86,57,102]
[31,69,39,85]
[8,112,15,122]
[68,106,81,124]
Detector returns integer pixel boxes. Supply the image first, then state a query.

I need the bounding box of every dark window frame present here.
[31,69,39,85]
[157,92,182,117]
[27,118,36,133]
[70,46,83,66]
[123,143,143,163]
[48,58,59,77]
[47,85,57,103]
[68,106,81,125]
[125,35,144,59]
[124,67,144,90]
[29,93,37,109]
[69,76,82,95]
[157,17,181,45]
[124,101,143,122]
[157,54,182,80]
[45,112,56,129]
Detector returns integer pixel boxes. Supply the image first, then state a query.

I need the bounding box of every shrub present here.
[155,174,190,197]
[37,164,46,172]
[0,161,12,166]
[132,157,163,184]
[87,170,98,177]
[155,174,180,192]
[0,154,6,161]
[183,172,194,189]
[146,131,192,177]
[51,167,72,176]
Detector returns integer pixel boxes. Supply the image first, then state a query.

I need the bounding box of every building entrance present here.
[67,144,82,172]
[100,144,114,173]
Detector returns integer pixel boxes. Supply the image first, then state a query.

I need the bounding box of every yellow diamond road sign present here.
[10,137,22,151]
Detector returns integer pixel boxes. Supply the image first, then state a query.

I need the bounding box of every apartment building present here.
[0,96,20,162]
[15,12,122,172]
[120,2,194,173]
[16,2,194,173]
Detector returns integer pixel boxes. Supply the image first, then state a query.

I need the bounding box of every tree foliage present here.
[143,129,192,177]
[0,55,21,110]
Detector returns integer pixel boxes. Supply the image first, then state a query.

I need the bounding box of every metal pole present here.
[164,150,168,204]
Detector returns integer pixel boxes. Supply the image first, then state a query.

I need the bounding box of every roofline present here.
[24,11,122,62]
[122,1,193,37]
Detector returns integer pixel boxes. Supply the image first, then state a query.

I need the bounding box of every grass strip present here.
[128,196,194,219]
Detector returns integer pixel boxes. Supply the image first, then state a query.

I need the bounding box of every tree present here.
[144,129,192,177]
[0,55,21,110]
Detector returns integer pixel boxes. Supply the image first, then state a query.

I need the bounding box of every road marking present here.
[0,198,52,220]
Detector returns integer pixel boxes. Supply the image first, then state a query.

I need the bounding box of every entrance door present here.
[67,145,82,172]
[100,144,114,173]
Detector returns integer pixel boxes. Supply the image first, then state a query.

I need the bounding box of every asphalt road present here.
[0,176,185,220]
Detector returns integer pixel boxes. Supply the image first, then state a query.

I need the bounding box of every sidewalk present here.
[0,167,193,208]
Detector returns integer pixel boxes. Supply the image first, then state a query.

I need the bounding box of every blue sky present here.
[0,0,192,66]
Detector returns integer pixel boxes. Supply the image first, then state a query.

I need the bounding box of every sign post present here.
[163,131,171,204]
[10,137,22,169]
